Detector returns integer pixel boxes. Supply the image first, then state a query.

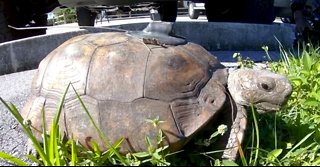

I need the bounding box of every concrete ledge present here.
[0,30,88,75]
[0,21,295,75]
[92,21,295,51]
[173,22,294,51]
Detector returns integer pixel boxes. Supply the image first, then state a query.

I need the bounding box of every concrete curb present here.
[0,30,88,75]
[0,21,295,75]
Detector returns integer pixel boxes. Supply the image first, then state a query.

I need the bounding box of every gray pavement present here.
[0,70,34,166]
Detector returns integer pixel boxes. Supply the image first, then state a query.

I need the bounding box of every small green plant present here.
[194,124,228,147]
[261,45,273,61]
[233,52,255,68]
[128,116,171,166]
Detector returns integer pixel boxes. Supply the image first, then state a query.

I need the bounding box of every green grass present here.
[1,43,320,166]
[262,42,320,166]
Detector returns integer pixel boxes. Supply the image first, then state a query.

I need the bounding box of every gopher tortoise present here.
[21,22,292,161]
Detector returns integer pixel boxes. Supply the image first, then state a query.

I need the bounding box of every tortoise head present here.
[227,68,292,113]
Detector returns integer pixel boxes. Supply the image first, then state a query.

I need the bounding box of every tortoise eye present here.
[258,77,276,92]
[261,83,269,90]
[260,82,274,91]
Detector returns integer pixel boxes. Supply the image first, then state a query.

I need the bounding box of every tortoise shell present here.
[22,31,229,153]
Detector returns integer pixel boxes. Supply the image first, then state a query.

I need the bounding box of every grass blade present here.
[41,107,50,166]
[71,140,77,166]
[0,152,29,166]
[0,97,52,165]
[274,114,277,149]
[248,127,255,165]
[49,83,71,165]
[238,140,247,166]
[24,154,40,165]
[250,104,259,166]
[49,125,55,164]
[281,131,315,160]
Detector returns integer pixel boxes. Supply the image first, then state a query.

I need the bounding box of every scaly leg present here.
[222,104,247,161]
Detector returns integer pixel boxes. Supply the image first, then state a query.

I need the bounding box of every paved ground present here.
[0,70,34,166]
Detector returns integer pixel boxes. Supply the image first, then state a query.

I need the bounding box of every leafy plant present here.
[254,42,320,166]
[270,43,320,134]
[233,52,255,68]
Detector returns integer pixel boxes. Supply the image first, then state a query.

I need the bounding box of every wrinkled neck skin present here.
[227,68,249,107]
[226,68,292,114]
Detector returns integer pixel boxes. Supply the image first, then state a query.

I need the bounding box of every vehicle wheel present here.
[0,0,13,43]
[188,2,200,19]
[76,7,97,26]
[157,1,178,22]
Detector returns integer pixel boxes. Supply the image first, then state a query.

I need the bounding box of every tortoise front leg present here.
[222,104,247,161]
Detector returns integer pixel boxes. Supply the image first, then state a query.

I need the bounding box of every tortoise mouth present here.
[254,102,281,113]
